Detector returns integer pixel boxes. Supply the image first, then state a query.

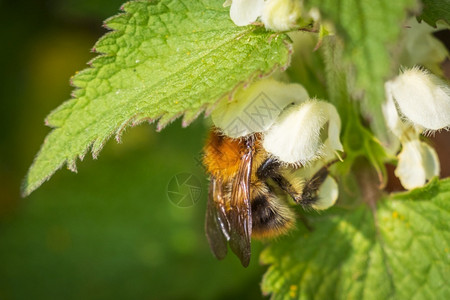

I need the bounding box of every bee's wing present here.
[228,141,253,267]
[205,177,230,260]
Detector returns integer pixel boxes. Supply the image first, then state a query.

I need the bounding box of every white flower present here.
[395,138,440,190]
[382,84,409,140]
[226,0,302,31]
[261,0,302,31]
[262,100,343,165]
[212,78,309,138]
[226,0,265,26]
[386,67,450,131]
[383,66,447,190]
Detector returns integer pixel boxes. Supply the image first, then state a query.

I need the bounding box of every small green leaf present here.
[305,0,418,142]
[261,178,450,299]
[22,0,291,196]
[418,0,450,27]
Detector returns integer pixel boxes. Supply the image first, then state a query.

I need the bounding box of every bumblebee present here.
[202,128,332,267]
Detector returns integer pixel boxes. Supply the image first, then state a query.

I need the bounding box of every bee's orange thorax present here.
[203,130,245,181]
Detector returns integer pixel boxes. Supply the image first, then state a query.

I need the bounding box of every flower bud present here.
[395,139,440,190]
[227,0,265,26]
[226,0,303,31]
[261,0,302,31]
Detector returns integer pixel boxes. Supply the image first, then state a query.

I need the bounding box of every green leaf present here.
[418,0,450,27]
[321,37,389,187]
[22,0,291,196]
[305,0,418,143]
[261,178,450,299]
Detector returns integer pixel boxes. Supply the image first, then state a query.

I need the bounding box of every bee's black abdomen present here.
[250,190,295,238]
[251,195,278,229]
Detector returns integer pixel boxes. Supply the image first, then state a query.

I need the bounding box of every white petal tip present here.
[395,140,440,190]
[311,176,339,210]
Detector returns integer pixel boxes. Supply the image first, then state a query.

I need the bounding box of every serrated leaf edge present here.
[22,2,293,197]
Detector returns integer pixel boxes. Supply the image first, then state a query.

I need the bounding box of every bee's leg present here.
[293,158,341,207]
[258,157,336,208]
[296,167,329,207]
[256,157,280,179]
[257,157,304,202]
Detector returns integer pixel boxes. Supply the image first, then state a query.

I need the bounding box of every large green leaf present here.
[305,0,418,142]
[261,178,450,299]
[22,0,291,196]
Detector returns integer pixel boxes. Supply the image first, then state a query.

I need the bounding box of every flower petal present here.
[212,79,309,138]
[383,81,406,138]
[323,102,343,153]
[230,0,265,26]
[263,100,342,164]
[389,67,450,131]
[395,139,440,190]
[311,176,339,210]
[261,0,302,31]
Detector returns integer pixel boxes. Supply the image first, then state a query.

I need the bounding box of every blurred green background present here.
[0,1,266,299]
[1,1,449,299]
